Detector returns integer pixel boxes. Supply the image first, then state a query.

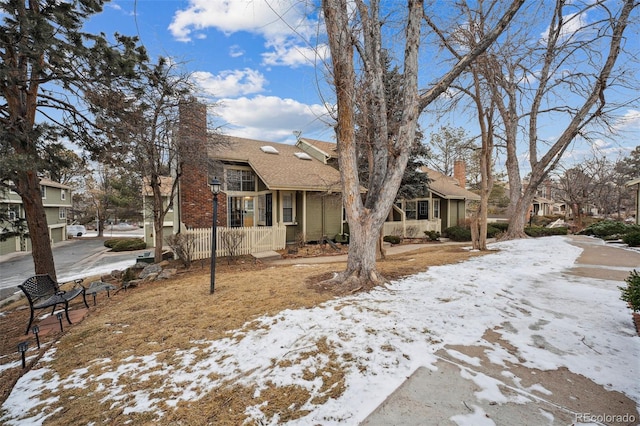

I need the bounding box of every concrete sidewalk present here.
[361,235,640,426]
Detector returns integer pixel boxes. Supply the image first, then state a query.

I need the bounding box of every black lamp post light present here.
[209,177,221,294]
[17,341,28,369]
[56,311,64,332]
[32,325,40,349]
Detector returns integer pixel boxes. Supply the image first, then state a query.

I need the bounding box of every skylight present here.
[294,152,313,160]
[260,145,279,154]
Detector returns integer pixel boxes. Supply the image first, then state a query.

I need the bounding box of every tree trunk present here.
[503,192,532,239]
[153,186,166,262]
[17,172,57,280]
[324,216,385,292]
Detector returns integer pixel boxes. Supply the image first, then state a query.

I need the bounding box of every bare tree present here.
[497,0,638,238]
[89,59,210,262]
[0,0,145,279]
[321,0,524,289]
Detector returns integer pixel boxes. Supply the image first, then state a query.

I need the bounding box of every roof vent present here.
[294,152,312,161]
[260,145,279,154]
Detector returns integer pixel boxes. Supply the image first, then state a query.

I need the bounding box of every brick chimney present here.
[179,98,227,229]
[453,159,466,188]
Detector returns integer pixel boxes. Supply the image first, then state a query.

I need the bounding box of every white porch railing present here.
[185,224,287,260]
[383,219,440,238]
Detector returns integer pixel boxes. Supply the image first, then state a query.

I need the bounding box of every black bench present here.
[18,274,89,335]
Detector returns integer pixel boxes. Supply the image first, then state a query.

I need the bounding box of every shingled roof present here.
[297,138,479,201]
[209,136,342,192]
[421,167,480,201]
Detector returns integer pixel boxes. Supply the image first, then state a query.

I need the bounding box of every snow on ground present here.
[1,236,638,425]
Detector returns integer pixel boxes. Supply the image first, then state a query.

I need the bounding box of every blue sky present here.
[81,0,640,171]
[85,0,334,143]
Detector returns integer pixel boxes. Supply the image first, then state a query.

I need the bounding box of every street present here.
[0,232,146,301]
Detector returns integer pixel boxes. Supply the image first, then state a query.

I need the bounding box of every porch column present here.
[302,190,307,241]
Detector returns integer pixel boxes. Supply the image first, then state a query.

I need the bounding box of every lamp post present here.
[209,177,221,294]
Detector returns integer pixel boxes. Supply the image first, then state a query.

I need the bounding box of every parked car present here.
[66,225,86,237]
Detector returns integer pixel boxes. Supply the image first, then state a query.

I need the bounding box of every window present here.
[418,200,429,220]
[40,185,46,199]
[404,200,417,220]
[7,207,17,221]
[60,189,66,201]
[281,192,295,224]
[433,199,440,218]
[257,194,266,225]
[226,169,256,192]
[59,208,66,220]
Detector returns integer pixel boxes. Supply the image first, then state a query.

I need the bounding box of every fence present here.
[383,219,440,238]
[186,224,287,260]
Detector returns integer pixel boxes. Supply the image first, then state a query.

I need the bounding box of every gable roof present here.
[297,139,479,201]
[210,136,342,192]
[420,167,480,201]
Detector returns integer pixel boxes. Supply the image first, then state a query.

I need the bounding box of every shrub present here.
[383,235,402,244]
[335,233,349,244]
[104,239,118,249]
[442,226,471,242]
[424,230,440,241]
[166,233,198,268]
[619,270,640,312]
[579,220,629,238]
[107,238,147,252]
[490,222,510,232]
[524,226,568,237]
[623,231,640,247]
[486,225,502,239]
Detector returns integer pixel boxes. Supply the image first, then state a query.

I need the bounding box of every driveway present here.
[0,237,145,301]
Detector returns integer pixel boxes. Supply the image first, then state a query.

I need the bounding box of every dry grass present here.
[0,244,487,424]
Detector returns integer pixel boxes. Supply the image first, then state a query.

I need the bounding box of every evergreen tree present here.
[0,0,146,279]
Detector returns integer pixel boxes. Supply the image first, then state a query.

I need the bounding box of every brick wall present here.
[179,99,228,228]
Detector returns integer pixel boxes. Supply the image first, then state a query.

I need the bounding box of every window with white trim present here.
[59,207,66,220]
[61,189,66,201]
[40,185,46,199]
[433,199,440,218]
[281,192,295,224]
[404,200,417,220]
[257,194,266,225]
[226,169,256,192]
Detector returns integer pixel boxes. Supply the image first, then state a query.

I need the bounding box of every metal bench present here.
[18,274,89,335]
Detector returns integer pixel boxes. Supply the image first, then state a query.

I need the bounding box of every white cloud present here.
[193,68,267,98]
[540,11,588,43]
[262,39,330,68]
[216,95,332,142]
[169,0,323,67]
[615,109,640,132]
[229,45,245,58]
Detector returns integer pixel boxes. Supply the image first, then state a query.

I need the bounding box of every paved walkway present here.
[360,235,640,425]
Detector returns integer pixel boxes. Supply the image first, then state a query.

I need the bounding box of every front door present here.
[418,200,429,220]
[229,197,244,227]
[265,193,273,226]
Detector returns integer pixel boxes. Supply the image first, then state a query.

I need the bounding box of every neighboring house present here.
[0,178,73,255]
[206,137,344,243]
[142,176,176,247]
[626,178,640,224]
[297,138,480,237]
[174,102,346,249]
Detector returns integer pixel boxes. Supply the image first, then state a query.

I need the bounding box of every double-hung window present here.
[281,192,295,224]
[226,169,256,192]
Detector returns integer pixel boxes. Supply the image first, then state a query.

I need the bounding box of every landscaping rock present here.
[139,263,162,279]
[157,268,177,280]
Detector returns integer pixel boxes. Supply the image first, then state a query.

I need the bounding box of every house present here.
[0,178,73,255]
[626,178,640,224]
[297,139,480,237]
[142,176,177,247]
